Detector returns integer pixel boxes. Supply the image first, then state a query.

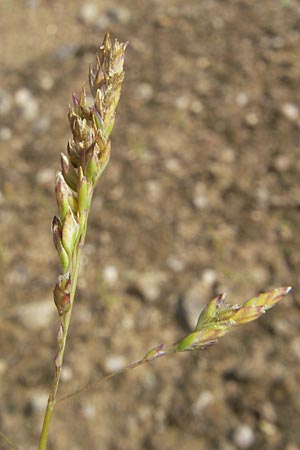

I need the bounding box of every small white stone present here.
[201,269,217,286]
[175,95,190,110]
[271,36,285,49]
[274,154,291,172]
[192,390,214,415]
[0,127,12,141]
[181,281,209,329]
[193,182,209,209]
[146,180,161,201]
[15,88,39,121]
[61,366,73,382]
[164,157,181,173]
[282,102,299,121]
[133,271,167,302]
[166,256,184,272]
[136,83,154,102]
[233,424,255,449]
[245,112,258,126]
[81,403,97,419]
[104,355,126,372]
[190,99,203,114]
[39,74,54,91]
[36,168,55,185]
[103,265,119,285]
[29,392,48,414]
[236,92,249,107]
[17,300,55,330]
[79,3,98,25]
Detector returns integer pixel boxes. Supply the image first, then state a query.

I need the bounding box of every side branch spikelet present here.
[172,286,292,353]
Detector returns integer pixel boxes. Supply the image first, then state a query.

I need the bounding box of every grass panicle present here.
[38,33,127,450]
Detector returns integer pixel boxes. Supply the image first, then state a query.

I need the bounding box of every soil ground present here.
[1,1,300,449]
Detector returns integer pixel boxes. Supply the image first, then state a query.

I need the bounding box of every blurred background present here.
[1,0,300,449]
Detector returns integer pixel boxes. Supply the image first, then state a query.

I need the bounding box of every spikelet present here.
[172,287,292,353]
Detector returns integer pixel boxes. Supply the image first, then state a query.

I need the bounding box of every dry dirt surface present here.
[1,1,300,449]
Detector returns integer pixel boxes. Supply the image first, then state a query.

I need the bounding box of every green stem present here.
[38,217,89,450]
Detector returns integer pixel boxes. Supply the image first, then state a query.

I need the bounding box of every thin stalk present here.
[38,218,89,450]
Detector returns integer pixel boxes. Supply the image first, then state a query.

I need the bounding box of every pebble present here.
[190,99,203,114]
[261,402,277,423]
[104,354,126,372]
[146,179,161,201]
[164,157,182,174]
[274,154,291,172]
[39,73,54,91]
[193,182,209,209]
[29,391,48,414]
[236,92,249,107]
[36,168,55,186]
[103,265,119,286]
[78,3,98,26]
[175,95,190,110]
[61,365,73,383]
[281,102,299,121]
[180,280,210,330]
[260,420,277,437]
[15,88,39,121]
[166,256,185,272]
[255,187,270,208]
[0,90,12,115]
[136,83,154,102]
[270,35,285,49]
[16,300,55,330]
[233,424,255,449]
[245,112,259,127]
[0,127,12,141]
[81,403,97,419]
[202,269,217,286]
[131,271,168,302]
[192,390,214,415]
